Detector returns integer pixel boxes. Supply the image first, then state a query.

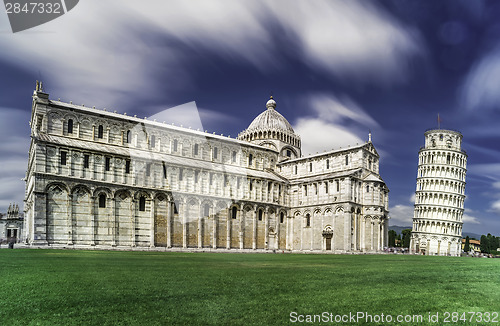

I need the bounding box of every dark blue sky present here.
[1,1,499,235]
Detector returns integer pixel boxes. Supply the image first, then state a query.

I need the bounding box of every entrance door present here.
[326,237,332,250]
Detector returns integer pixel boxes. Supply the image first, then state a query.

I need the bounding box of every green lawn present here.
[0,250,499,325]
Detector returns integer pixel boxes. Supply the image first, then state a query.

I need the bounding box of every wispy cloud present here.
[293,93,379,155]
[462,45,500,111]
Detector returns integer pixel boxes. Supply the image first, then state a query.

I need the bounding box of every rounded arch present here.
[93,187,112,198]
[45,182,70,194]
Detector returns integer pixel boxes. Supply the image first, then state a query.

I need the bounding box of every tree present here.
[388,230,397,247]
[480,235,488,253]
[464,236,470,252]
[401,229,412,248]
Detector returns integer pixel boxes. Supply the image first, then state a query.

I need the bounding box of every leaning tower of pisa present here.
[410,129,467,256]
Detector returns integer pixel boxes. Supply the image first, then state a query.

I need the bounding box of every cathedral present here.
[24,82,389,252]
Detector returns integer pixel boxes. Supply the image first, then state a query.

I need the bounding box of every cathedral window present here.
[150,135,156,148]
[179,168,183,181]
[232,207,237,219]
[84,154,89,169]
[67,119,73,134]
[173,139,178,152]
[447,154,450,164]
[105,157,110,171]
[305,214,310,227]
[336,180,340,192]
[345,155,349,165]
[195,170,199,183]
[249,179,253,191]
[295,165,297,174]
[314,184,318,195]
[194,144,199,156]
[325,182,329,194]
[126,130,131,143]
[309,162,313,172]
[366,185,369,193]
[280,212,284,223]
[125,160,130,174]
[98,125,104,139]
[249,154,253,166]
[162,162,167,179]
[145,163,151,177]
[60,151,67,166]
[98,194,106,208]
[304,185,308,196]
[204,204,210,217]
[139,196,146,211]
[209,173,213,185]
[258,209,263,221]
[326,159,329,169]
[286,150,291,157]
[213,147,218,159]
[237,177,240,189]
[232,151,236,163]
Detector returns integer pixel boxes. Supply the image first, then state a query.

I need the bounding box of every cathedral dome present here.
[245,96,295,134]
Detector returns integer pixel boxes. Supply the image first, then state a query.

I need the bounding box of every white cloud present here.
[293,93,379,155]
[409,193,416,203]
[0,0,424,110]
[389,204,414,226]
[266,0,424,85]
[462,45,500,111]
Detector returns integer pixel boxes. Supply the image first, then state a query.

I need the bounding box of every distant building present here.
[24,83,390,252]
[461,238,480,253]
[410,129,467,256]
[0,203,24,243]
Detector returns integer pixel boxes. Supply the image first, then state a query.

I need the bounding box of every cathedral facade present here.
[24,84,389,252]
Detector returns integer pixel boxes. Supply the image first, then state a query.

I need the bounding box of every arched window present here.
[232,207,237,219]
[305,214,310,227]
[249,154,253,166]
[309,162,313,172]
[213,147,218,159]
[194,144,199,156]
[126,130,131,143]
[232,151,236,163]
[366,185,370,193]
[345,155,349,165]
[67,119,73,134]
[98,125,104,139]
[280,212,284,223]
[204,204,210,217]
[98,194,106,208]
[139,196,146,211]
[258,209,263,221]
[326,159,329,169]
[173,139,178,152]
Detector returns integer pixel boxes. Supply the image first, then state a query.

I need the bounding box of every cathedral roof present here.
[244,96,296,135]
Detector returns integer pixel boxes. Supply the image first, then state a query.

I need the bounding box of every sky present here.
[0,0,499,236]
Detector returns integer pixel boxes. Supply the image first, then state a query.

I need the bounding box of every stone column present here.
[166,201,172,248]
[353,212,357,251]
[77,122,81,138]
[92,125,95,141]
[90,196,96,246]
[111,198,116,246]
[252,209,257,250]
[212,204,217,249]
[265,208,269,250]
[183,201,187,248]
[67,194,73,245]
[131,199,136,247]
[150,197,155,248]
[361,217,366,252]
[239,206,244,250]
[370,220,374,251]
[226,208,231,249]
[198,205,202,249]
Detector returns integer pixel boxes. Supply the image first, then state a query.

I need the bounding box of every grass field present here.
[0,249,499,325]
